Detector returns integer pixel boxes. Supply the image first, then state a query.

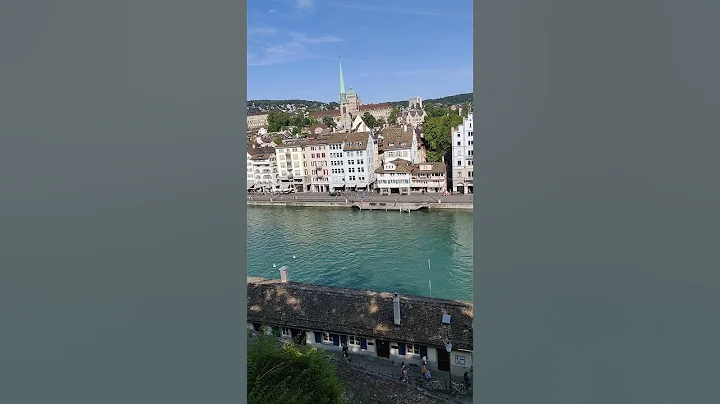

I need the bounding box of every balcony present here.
[465,155,473,160]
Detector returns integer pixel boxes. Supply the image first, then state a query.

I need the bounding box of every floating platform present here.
[351,201,430,212]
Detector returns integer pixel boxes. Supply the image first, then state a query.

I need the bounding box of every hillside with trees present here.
[248,93,471,113]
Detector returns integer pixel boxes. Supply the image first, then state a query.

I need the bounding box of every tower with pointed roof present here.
[338,58,360,132]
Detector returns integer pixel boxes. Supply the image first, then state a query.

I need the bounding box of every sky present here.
[247,0,473,103]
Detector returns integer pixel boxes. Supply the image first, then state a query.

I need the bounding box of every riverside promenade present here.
[247,192,473,211]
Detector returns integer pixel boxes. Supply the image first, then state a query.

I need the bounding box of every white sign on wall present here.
[455,355,465,366]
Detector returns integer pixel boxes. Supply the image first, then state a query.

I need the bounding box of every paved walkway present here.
[248,191,473,205]
[326,350,473,403]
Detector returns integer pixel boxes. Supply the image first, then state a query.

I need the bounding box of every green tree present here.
[272,135,282,145]
[424,105,450,118]
[267,111,290,132]
[377,117,386,127]
[247,332,344,404]
[388,107,400,124]
[322,116,336,128]
[423,113,463,162]
[361,112,379,129]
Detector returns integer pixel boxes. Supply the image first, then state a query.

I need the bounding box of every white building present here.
[305,139,330,192]
[249,150,279,191]
[451,112,474,194]
[275,140,309,192]
[375,158,413,195]
[342,132,376,191]
[379,126,420,165]
[327,132,348,191]
[246,151,255,191]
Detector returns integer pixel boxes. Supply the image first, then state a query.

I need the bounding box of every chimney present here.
[279,266,289,283]
[403,124,407,132]
[393,293,401,325]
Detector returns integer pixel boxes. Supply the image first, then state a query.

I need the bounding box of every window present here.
[348,336,360,346]
[281,327,291,337]
[322,332,331,343]
[407,344,421,355]
[457,161,462,166]
[457,141,461,146]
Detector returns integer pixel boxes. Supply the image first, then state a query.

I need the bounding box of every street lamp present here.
[445,341,453,393]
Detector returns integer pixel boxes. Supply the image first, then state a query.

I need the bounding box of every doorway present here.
[375,339,390,358]
[437,348,450,371]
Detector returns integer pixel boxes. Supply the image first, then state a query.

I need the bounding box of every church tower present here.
[338,59,358,131]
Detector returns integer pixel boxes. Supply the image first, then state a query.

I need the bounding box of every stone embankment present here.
[247,193,473,211]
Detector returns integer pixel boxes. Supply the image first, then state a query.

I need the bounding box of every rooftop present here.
[379,127,414,151]
[247,277,473,350]
[343,132,371,151]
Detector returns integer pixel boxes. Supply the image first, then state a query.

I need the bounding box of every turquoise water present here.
[247,207,473,301]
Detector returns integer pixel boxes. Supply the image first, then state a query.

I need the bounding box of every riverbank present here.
[247,193,473,211]
[247,200,473,211]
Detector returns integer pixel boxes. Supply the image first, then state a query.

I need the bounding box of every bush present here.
[247,333,345,404]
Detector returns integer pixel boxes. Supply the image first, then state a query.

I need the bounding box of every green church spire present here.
[339,57,346,102]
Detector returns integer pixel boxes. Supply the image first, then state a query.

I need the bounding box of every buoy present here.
[293,255,296,259]
[273,264,277,268]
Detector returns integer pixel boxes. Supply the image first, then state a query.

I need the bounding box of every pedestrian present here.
[464,370,471,389]
[422,355,427,366]
[401,364,408,382]
[342,343,350,361]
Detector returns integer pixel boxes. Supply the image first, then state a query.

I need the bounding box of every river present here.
[247,206,473,301]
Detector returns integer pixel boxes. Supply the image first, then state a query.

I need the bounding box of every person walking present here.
[342,343,350,362]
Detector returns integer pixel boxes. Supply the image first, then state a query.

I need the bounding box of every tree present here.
[247,332,344,404]
[267,111,290,132]
[361,112,379,129]
[388,107,400,125]
[322,116,336,128]
[425,105,450,119]
[377,117,386,127]
[423,113,463,162]
[272,135,282,145]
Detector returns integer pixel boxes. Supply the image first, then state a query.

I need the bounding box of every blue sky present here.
[247,0,473,103]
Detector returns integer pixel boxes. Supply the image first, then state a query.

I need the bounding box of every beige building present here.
[275,139,309,192]
[375,158,414,195]
[378,126,421,164]
[399,96,427,128]
[410,162,447,193]
[247,112,269,130]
